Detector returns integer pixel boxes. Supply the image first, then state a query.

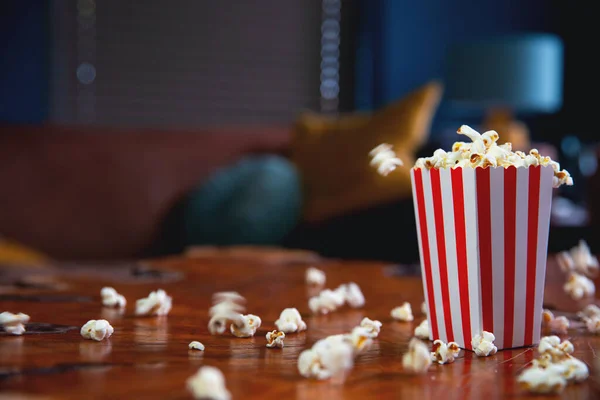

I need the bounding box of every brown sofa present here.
[0,123,291,260]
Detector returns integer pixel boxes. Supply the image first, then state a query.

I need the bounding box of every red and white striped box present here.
[410,165,554,350]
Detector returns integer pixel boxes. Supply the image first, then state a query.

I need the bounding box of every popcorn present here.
[266,330,285,348]
[563,272,595,300]
[0,312,30,335]
[369,143,404,176]
[421,302,427,315]
[517,364,567,394]
[471,331,497,357]
[100,287,127,308]
[189,341,205,351]
[557,240,599,277]
[412,125,573,188]
[298,336,355,380]
[305,267,326,286]
[414,319,430,340]
[402,338,432,374]
[309,289,344,314]
[135,289,172,316]
[537,336,574,362]
[208,291,246,335]
[430,339,461,364]
[584,315,600,334]
[391,302,414,322]
[274,307,307,333]
[186,366,231,400]
[561,356,590,382]
[346,326,373,353]
[339,282,365,308]
[230,314,262,338]
[541,309,570,335]
[80,319,114,341]
[359,317,382,338]
[577,304,600,320]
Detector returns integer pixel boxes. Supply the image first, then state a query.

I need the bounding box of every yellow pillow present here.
[291,81,443,223]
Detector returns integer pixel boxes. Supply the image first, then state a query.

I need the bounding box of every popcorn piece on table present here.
[391,302,414,322]
[471,331,497,357]
[274,307,307,333]
[80,319,114,341]
[298,336,355,380]
[230,314,262,338]
[359,317,382,338]
[100,287,127,308]
[537,335,574,362]
[584,315,600,334]
[346,326,373,353]
[135,289,172,316]
[430,339,461,364]
[309,289,344,315]
[266,330,285,348]
[557,240,599,277]
[563,272,595,300]
[402,338,432,374]
[421,302,427,316]
[338,282,365,308]
[305,267,326,286]
[577,304,600,320]
[369,143,404,176]
[414,319,430,340]
[541,309,570,335]
[517,364,568,394]
[208,291,246,335]
[189,341,205,351]
[187,366,231,400]
[0,312,30,335]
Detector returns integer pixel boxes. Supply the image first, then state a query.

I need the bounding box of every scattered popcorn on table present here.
[402,338,432,374]
[230,314,262,338]
[135,289,172,316]
[538,336,574,361]
[563,272,595,300]
[188,341,205,351]
[298,336,355,380]
[541,309,570,335]
[208,291,246,335]
[411,125,573,188]
[266,330,285,348]
[421,302,427,316]
[100,287,126,308]
[369,143,404,176]
[391,302,414,322]
[584,315,600,334]
[359,317,382,338]
[274,307,307,333]
[471,331,497,357]
[577,304,600,320]
[414,319,430,340]
[0,312,30,335]
[80,319,114,341]
[309,289,343,315]
[346,326,373,353]
[186,366,231,400]
[517,364,567,394]
[430,339,461,364]
[557,240,599,277]
[340,282,365,308]
[305,267,326,286]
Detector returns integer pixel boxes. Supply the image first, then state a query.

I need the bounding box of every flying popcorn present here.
[430,340,461,364]
[414,319,430,340]
[230,314,262,338]
[266,330,285,348]
[541,309,570,335]
[557,240,599,277]
[274,307,307,333]
[188,341,205,351]
[0,312,30,335]
[135,289,172,316]
[391,302,414,322]
[563,272,595,300]
[359,317,382,338]
[80,319,114,341]
[100,287,127,308]
[369,143,404,176]
[471,331,497,357]
[517,364,568,394]
[402,338,432,374]
[305,267,326,286]
[186,366,231,400]
[208,291,246,335]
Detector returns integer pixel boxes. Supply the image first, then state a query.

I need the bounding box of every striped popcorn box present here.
[410,165,554,351]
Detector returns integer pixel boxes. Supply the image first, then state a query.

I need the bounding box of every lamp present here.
[444,33,563,149]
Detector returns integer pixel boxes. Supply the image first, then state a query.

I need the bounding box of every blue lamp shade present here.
[444,33,564,114]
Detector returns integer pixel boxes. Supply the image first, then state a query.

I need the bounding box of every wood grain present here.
[1,250,599,399]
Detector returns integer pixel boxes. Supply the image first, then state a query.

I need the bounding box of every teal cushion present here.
[183,155,302,246]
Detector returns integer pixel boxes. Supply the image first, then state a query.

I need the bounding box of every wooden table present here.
[1,247,599,399]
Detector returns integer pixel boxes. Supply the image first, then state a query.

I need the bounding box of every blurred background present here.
[1,0,598,265]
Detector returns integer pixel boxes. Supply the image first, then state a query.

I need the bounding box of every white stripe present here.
[440,168,464,345]
[410,170,432,329]
[533,166,554,344]
[462,167,480,343]
[489,167,505,349]
[421,170,446,342]
[512,167,530,347]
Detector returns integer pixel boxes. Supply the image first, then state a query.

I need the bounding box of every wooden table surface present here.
[1,247,599,399]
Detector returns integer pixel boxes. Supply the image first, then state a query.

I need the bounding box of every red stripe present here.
[451,168,472,349]
[476,167,493,333]
[430,168,454,342]
[525,166,541,344]
[413,169,439,340]
[503,167,517,348]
